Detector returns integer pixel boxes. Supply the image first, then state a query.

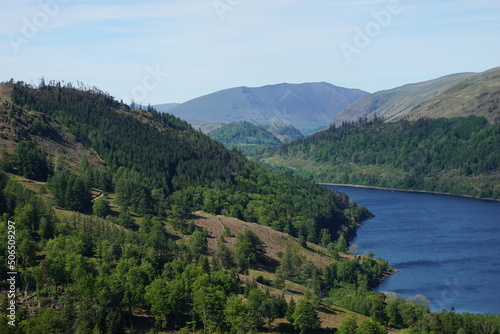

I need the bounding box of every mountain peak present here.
[158,82,369,136]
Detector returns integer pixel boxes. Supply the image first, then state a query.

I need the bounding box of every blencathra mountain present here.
[161,82,369,136]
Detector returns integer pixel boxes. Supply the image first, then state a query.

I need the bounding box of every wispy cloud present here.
[2,0,499,103]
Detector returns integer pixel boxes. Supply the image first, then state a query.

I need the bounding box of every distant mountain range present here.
[155,82,369,136]
[156,67,500,135]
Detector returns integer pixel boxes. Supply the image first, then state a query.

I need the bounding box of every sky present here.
[2,0,500,104]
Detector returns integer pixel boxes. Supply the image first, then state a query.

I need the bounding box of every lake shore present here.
[320,183,500,202]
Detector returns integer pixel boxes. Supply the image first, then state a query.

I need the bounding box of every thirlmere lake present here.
[327,185,500,314]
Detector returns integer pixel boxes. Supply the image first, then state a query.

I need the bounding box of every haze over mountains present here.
[156,82,369,136]
[157,67,500,136]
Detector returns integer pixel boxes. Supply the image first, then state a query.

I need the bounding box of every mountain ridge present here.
[335,67,500,124]
[160,82,369,136]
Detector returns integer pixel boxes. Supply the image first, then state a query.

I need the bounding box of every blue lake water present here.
[327,186,500,314]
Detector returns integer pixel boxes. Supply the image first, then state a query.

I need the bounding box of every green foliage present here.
[234,227,265,272]
[48,170,91,212]
[275,244,319,286]
[270,116,500,198]
[4,81,500,334]
[356,319,387,334]
[11,80,359,243]
[92,197,110,218]
[338,316,358,334]
[209,121,282,147]
[291,299,321,334]
[224,295,255,334]
[188,230,207,259]
[11,141,51,181]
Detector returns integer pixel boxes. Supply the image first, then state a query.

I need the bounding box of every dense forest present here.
[1,81,499,333]
[8,80,368,242]
[263,116,500,199]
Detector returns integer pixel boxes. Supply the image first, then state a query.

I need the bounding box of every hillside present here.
[208,121,304,156]
[335,67,500,124]
[0,79,368,333]
[1,80,500,334]
[262,116,500,199]
[334,72,475,124]
[403,67,500,122]
[164,82,369,136]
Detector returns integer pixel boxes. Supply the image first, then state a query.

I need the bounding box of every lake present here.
[327,185,500,314]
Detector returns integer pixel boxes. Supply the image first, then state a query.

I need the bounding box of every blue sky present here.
[2,0,500,104]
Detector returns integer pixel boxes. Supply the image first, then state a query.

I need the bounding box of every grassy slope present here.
[402,66,500,122]
[335,72,475,124]
[335,67,500,124]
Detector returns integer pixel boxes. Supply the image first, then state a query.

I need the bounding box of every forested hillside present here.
[263,116,500,199]
[7,80,365,241]
[1,81,499,333]
[208,121,303,156]
[0,80,367,333]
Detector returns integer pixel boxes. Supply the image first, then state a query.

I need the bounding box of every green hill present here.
[263,116,500,199]
[335,67,500,124]
[208,121,304,156]
[0,79,367,333]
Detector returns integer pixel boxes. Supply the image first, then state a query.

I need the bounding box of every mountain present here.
[335,67,500,124]
[152,102,181,112]
[164,82,369,136]
[403,67,500,123]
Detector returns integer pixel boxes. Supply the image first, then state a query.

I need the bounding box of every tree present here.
[92,197,110,218]
[292,299,321,334]
[234,227,264,272]
[338,316,358,334]
[189,230,207,259]
[385,300,404,328]
[224,296,255,334]
[356,319,387,334]
[370,293,387,324]
[214,240,234,269]
[145,278,186,328]
[12,141,50,181]
[193,285,227,333]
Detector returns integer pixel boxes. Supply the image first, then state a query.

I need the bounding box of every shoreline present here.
[372,268,399,289]
[320,183,500,202]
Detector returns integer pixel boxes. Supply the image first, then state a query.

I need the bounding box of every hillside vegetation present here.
[1,80,499,334]
[208,121,303,156]
[0,80,366,333]
[263,116,500,199]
